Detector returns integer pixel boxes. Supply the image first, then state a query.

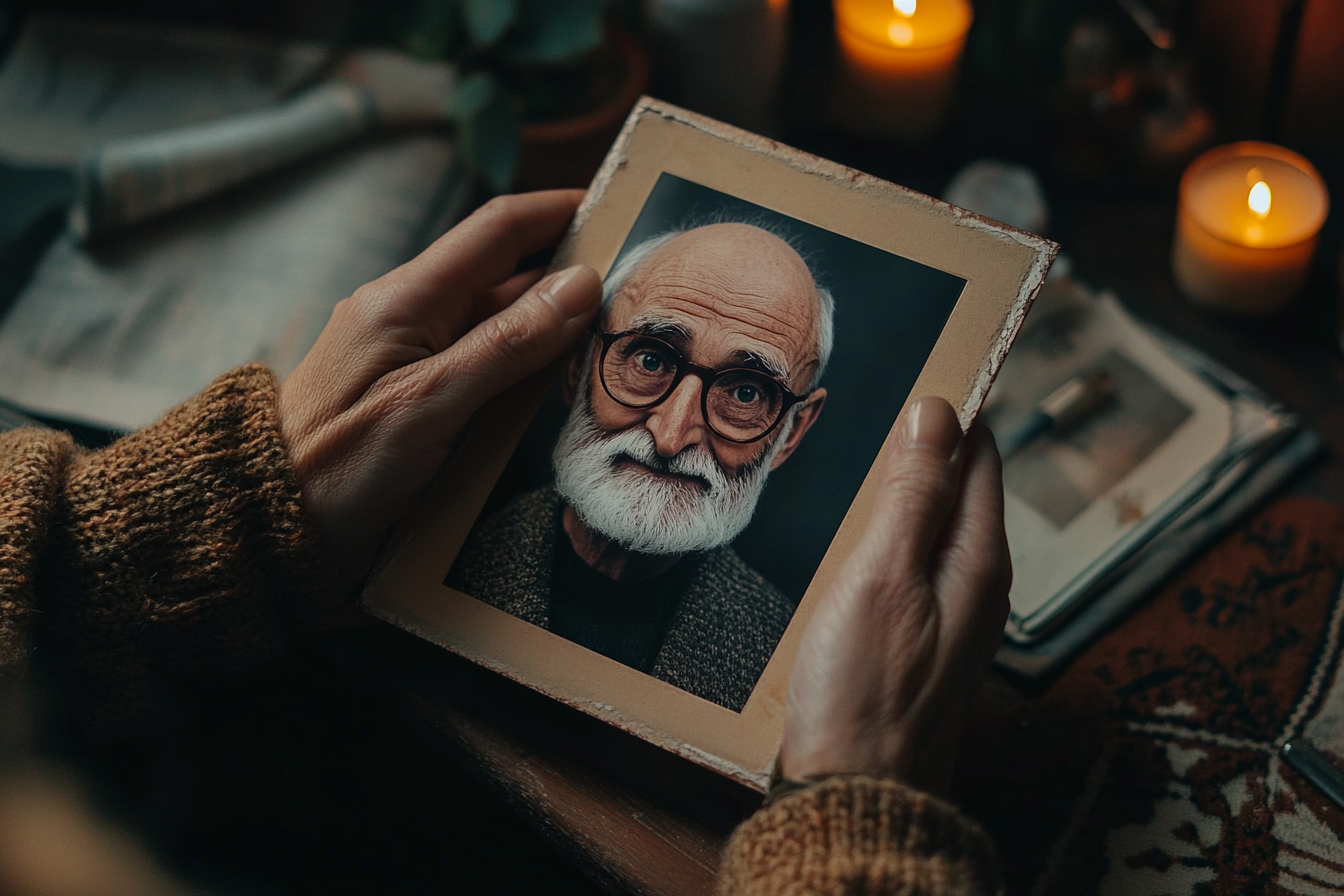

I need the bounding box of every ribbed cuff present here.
[38,364,338,733]
[719,776,1001,896]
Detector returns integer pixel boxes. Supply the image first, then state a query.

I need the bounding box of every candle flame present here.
[1248,180,1271,219]
[893,0,916,16]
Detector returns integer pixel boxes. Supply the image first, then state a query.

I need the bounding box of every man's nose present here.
[645,375,707,457]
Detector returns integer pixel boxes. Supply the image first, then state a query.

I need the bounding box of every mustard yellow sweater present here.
[0,365,1000,896]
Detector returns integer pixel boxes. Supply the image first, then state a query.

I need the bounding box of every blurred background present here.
[1,0,1340,432]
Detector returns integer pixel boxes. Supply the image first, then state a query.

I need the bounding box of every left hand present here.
[777,397,1012,796]
[279,191,602,592]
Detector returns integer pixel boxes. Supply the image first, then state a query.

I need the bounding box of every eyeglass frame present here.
[590,328,814,444]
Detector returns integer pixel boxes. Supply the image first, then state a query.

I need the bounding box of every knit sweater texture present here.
[447,485,796,711]
[0,364,1001,895]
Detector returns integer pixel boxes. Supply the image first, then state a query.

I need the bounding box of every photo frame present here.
[362,98,1057,789]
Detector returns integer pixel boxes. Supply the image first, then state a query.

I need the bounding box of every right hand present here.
[778,396,1012,796]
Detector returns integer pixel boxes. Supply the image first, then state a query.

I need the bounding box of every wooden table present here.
[357,626,757,896]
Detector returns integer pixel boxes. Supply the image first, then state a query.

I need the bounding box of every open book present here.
[990,271,1319,677]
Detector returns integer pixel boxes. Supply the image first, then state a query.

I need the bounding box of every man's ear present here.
[562,345,586,407]
[769,388,826,471]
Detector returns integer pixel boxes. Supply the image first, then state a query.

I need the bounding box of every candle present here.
[1172,142,1329,316]
[832,0,973,142]
[646,0,789,135]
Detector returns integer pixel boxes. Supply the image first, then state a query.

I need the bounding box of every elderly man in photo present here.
[447,221,831,711]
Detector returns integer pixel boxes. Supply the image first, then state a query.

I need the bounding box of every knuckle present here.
[477,312,536,367]
[349,278,406,322]
[471,195,521,234]
[382,367,440,412]
[885,456,957,510]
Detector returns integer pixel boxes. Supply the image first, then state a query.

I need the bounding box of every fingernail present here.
[900,396,961,459]
[538,264,598,321]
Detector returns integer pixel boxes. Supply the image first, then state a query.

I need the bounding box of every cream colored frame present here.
[362,98,1057,790]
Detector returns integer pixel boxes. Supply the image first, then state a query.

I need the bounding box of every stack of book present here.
[988,271,1319,677]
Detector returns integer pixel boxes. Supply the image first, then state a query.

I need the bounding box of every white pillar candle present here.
[1172,141,1329,316]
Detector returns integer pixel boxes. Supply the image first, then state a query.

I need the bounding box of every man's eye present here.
[636,351,665,372]
[732,384,760,404]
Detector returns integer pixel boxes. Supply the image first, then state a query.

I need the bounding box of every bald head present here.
[603,223,834,389]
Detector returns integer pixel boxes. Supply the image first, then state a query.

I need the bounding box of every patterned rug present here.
[959,496,1344,895]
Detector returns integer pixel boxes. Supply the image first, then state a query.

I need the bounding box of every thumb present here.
[430,263,602,411]
[867,397,967,575]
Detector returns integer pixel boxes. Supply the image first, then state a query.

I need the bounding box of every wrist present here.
[778,726,957,796]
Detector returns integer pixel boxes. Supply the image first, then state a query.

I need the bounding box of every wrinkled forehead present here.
[604,225,821,379]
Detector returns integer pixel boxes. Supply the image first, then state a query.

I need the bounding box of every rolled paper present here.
[72,81,375,241]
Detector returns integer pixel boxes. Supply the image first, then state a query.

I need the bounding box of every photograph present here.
[985,299,1197,529]
[445,172,967,712]
[363,99,1055,787]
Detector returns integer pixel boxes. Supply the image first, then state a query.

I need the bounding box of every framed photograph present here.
[362,98,1057,789]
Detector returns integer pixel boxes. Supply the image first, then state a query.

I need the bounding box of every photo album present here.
[362,98,1057,788]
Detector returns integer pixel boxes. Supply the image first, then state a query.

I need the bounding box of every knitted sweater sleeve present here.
[0,364,335,731]
[718,776,1002,896]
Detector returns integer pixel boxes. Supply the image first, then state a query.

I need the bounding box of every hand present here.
[778,396,1011,796]
[279,191,602,592]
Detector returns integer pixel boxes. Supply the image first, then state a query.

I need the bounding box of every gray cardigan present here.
[445,486,796,712]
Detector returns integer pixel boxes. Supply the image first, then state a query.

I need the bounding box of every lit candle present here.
[1173,142,1329,316]
[832,0,973,142]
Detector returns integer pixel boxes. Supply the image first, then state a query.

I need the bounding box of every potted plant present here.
[400,0,649,191]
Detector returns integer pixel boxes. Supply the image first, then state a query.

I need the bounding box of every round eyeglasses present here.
[593,330,812,443]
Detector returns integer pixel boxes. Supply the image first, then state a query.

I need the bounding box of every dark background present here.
[479,172,966,602]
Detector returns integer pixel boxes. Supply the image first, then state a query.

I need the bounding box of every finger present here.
[416,264,602,424]
[387,191,584,310]
[866,397,967,576]
[471,267,549,326]
[935,422,1011,632]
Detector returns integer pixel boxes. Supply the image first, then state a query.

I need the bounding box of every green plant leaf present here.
[497,0,605,65]
[450,71,499,119]
[463,0,517,47]
[461,95,522,192]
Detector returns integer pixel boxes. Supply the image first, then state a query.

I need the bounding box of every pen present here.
[997,370,1116,459]
[1282,738,1344,810]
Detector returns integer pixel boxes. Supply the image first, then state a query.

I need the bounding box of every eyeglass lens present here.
[602,334,785,440]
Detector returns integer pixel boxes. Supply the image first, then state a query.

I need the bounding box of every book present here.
[989,270,1319,677]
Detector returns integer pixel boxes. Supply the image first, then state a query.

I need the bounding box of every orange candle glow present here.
[832,0,973,141]
[1173,142,1329,316]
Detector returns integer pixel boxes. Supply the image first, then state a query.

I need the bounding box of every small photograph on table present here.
[444,172,966,712]
[993,344,1193,529]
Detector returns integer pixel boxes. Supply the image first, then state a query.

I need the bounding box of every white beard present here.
[552,372,791,556]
